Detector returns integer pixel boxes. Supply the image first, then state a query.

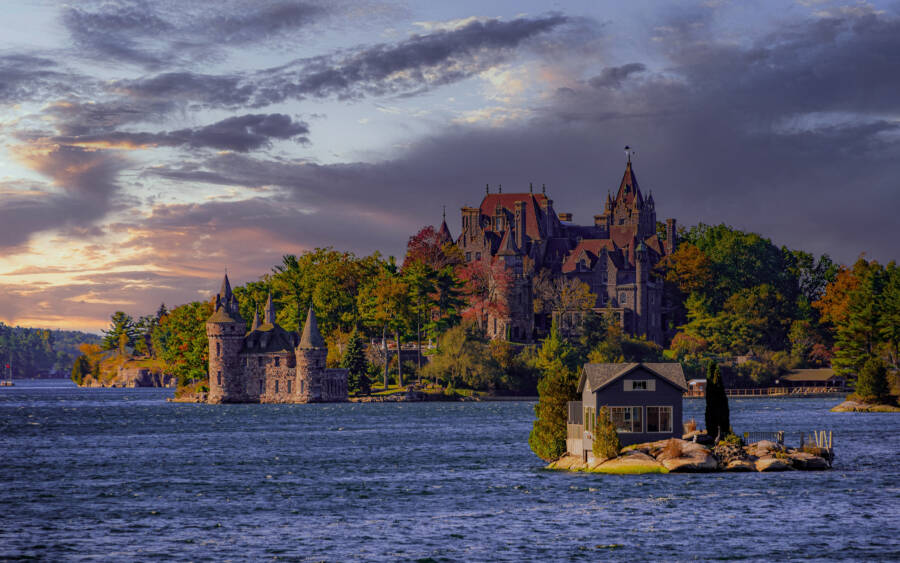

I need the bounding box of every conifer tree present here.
[341,328,369,394]
[704,361,730,440]
[592,406,620,460]
[855,356,889,403]
[70,355,90,386]
[528,320,579,461]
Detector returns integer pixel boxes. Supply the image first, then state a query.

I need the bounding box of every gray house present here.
[568,363,688,459]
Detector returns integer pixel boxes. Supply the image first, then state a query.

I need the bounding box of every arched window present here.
[216,342,220,357]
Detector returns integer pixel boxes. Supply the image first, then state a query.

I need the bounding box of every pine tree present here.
[592,406,621,460]
[70,355,90,386]
[528,320,579,461]
[341,328,369,394]
[704,361,730,440]
[855,356,889,403]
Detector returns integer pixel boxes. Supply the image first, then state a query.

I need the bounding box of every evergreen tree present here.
[528,321,579,461]
[704,361,730,440]
[70,355,90,386]
[341,328,369,394]
[101,311,138,351]
[855,356,890,403]
[592,406,621,460]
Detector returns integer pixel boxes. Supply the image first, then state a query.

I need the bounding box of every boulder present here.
[755,456,792,472]
[662,451,718,472]
[594,451,668,474]
[725,459,756,472]
[548,454,587,471]
[682,430,703,441]
[789,452,830,470]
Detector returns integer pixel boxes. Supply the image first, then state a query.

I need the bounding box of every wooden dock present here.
[685,386,846,398]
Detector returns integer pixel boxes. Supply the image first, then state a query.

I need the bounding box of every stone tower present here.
[295,306,327,402]
[207,274,246,403]
[635,240,649,338]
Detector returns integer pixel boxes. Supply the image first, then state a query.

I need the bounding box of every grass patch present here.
[588,464,669,475]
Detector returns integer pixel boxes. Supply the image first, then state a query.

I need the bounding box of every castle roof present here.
[479,192,551,240]
[298,306,326,349]
[614,161,643,208]
[208,273,244,324]
[438,219,453,244]
[496,228,519,256]
[242,321,296,353]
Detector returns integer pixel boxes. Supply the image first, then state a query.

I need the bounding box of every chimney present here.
[666,218,677,254]
[514,200,526,249]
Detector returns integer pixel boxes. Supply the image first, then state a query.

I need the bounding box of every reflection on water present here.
[1,381,898,560]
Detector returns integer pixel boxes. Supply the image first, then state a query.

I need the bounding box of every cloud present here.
[0,54,88,104]
[110,72,255,108]
[60,0,332,69]
[50,113,309,152]
[588,63,646,88]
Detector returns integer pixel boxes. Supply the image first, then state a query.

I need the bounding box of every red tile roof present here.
[479,193,549,240]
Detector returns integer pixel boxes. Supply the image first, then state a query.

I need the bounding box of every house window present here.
[625,380,655,392]
[584,407,595,432]
[274,357,280,367]
[647,406,673,433]
[610,406,643,433]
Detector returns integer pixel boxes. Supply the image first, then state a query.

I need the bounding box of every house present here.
[567,362,688,459]
[778,368,845,390]
[686,378,706,397]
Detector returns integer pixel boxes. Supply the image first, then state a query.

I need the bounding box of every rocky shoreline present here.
[831,399,900,412]
[547,437,832,474]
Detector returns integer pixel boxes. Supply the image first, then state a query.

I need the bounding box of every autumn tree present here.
[459,259,511,333]
[151,301,214,388]
[358,268,411,388]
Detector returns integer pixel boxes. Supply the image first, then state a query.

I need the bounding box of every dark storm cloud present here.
[52,114,310,152]
[588,63,646,89]
[144,8,900,264]
[61,0,332,69]
[45,100,176,136]
[255,14,569,103]
[0,146,127,249]
[111,72,255,108]
[0,54,88,104]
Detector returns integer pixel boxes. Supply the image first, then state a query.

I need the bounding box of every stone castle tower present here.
[205,274,348,404]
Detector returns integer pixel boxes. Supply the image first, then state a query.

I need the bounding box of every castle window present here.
[475,252,481,261]
[216,342,220,357]
[466,252,471,261]
[274,357,280,367]
[259,380,264,394]
[301,380,305,393]
[620,292,627,304]
[217,371,221,386]
[288,380,292,393]
[275,380,279,393]
[258,357,263,367]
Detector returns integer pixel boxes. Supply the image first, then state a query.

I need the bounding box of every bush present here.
[719,433,743,447]
[855,356,890,403]
[592,406,621,460]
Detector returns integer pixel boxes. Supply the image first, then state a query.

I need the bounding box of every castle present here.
[452,153,676,345]
[206,274,348,403]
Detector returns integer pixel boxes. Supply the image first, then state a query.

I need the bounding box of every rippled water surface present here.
[1,380,899,561]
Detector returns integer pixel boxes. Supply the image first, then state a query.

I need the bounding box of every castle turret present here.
[665,218,677,255]
[207,273,246,403]
[295,306,327,402]
[264,293,276,325]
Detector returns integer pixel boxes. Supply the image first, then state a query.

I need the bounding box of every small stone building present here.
[568,362,687,459]
[206,274,348,404]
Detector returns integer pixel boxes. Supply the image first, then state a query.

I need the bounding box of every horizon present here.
[1,0,899,333]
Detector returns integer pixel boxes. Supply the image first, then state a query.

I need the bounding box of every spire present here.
[251,307,260,331]
[218,273,233,304]
[486,183,489,195]
[438,213,453,244]
[529,182,533,193]
[614,156,643,207]
[496,228,519,256]
[298,306,326,348]
[265,293,275,325]
[498,184,502,194]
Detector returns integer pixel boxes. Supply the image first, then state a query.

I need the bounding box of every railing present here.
[743,431,785,445]
[686,386,846,398]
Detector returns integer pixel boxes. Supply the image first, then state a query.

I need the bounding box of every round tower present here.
[207,274,246,403]
[295,306,327,402]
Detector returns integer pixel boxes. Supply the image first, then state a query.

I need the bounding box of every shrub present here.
[592,406,621,461]
[855,356,890,403]
[719,433,743,447]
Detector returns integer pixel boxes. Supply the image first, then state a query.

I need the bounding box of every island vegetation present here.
[0,322,99,378]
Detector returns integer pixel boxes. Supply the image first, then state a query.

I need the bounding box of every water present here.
[1,380,898,561]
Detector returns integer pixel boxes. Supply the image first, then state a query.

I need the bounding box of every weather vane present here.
[624,145,635,163]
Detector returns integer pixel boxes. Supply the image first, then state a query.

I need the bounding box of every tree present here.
[662,243,713,295]
[592,406,621,460]
[70,355,90,386]
[357,269,411,388]
[101,311,137,351]
[855,356,890,403]
[341,328,369,394]
[528,321,579,461]
[704,361,730,441]
[458,259,511,333]
[879,263,900,368]
[151,301,214,388]
[833,260,885,376]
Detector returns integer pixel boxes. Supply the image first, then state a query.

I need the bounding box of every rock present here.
[755,456,792,472]
[662,451,718,472]
[789,452,830,470]
[594,452,668,474]
[725,459,756,472]
[754,440,780,453]
[547,454,587,471]
[682,430,703,441]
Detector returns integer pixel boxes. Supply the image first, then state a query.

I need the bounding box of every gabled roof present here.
[242,322,296,354]
[479,193,551,240]
[496,228,519,256]
[578,362,688,393]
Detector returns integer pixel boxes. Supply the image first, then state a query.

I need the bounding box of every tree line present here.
[0,322,99,378]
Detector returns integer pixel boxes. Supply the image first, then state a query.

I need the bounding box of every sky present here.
[0,0,898,333]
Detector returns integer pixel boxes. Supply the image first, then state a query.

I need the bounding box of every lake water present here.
[1,380,898,561]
